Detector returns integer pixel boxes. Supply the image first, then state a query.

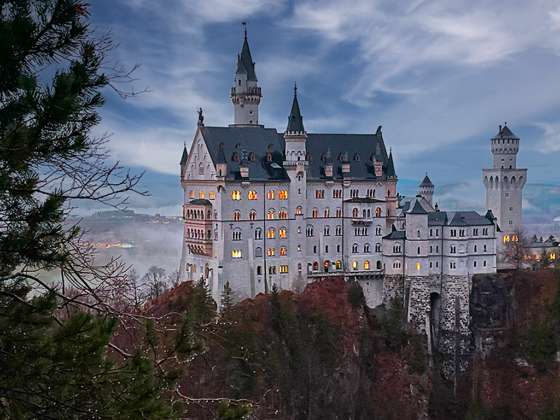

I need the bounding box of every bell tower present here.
[482,124,527,244]
[231,29,261,126]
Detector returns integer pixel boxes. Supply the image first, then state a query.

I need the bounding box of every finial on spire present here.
[504,121,507,126]
[242,21,249,38]
[294,81,297,96]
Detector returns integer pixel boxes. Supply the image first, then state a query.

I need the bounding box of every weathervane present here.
[242,21,249,38]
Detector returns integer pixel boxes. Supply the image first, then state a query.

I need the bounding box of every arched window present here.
[375,207,382,217]
[312,209,318,218]
[306,226,314,237]
[248,190,257,200]
[364,243,370,253]
[267,248,275,256]
[267,190,275,200]
[324,226,330,236]
[279,228,287,238]
[267,210,275,219]
[257,265,262,275]
[249,152,255,162]
[255,228,263,240]
[324,209,330,217]
[232,230,242,241]
[336,260,342,269]
[249,210,257,220]
[375,243,381,252]
[377,260,382,269]
[199,163,204,175]
[233,210,240,221]
[255,247,263,257]
[352,260,358,270]
[364,261,370,270]
[312,261,319,270]
[280,246,287,256]
[376,226,382,235]
[336,225,342,236]
[279,210,288,219]
[279,190,288,199]
[232,153,239,162]
[352,243,358,253]
[267,153,273,162]
[267,228,275,239]
[296,206,302,215]
[352,208,358,218]
[232,190,241,200]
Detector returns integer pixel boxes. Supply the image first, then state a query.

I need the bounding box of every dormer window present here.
[306,153,311,161]
[268,143,274,150]
[339,154,344,162]
[236,143,241,148]
[232,153,239,162]
[354,153,360,161]
[267,153,272,162]
[321,154,326,162]
[249,153,255,162]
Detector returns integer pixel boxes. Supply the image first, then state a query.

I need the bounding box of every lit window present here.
[279,265,289,273]
[199,191,205,199]
[297,245,301,252]
[352,261,358,270]
[336,261,342,269]
[279,190,288,199]
[267,210,275,219]
[512,235,518,242]
[352,208,358,218]
[233,211,240,221]
[551,253,556,260]
[312,209,318,218]
[267,190,275,200]
[267,228,275,239]
[231,250,242,259]
[279,228,287,238]
[503,235,510,243]
[364,261,370,270]
[232,190,241,200]
[248,190,258,200]
[209,191,215,200]
[375,207,382,217]
[416,263,420,270]
[280,247,287,256]
[279,210,288,219]
[324,209,330,217]
[189,191,195,199]
[267,248,275,256]
[296,206,302,215]
[297,226,301,234]
[249,210,257,220]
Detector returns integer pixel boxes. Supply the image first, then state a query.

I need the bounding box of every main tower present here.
[482,124,527,244]
[231,29,261,126]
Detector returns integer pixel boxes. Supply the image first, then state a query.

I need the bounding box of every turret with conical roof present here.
[418,174,434,206]
[386,149,397,178]
[231,30,261,126]
[286,84,305,133]
[180,143,188,178]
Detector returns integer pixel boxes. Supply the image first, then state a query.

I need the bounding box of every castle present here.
[178,33,526,359]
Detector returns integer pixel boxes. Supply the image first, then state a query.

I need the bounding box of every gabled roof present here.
[239,36,257,81]
[409,200,428,214]
[492,125,519,140]
[420,175,433,186]
[398,196,434,215]
[286,88,305,132]
[180,145,189,165]
[431,211,494,227]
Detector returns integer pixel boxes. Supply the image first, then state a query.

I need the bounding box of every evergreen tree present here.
[221,281,235,310]
[540,250,551,268]
[532,234,538,243]
[193,278,217,322]
[540,236,544,243]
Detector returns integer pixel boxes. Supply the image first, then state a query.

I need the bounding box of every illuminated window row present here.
[231,250,242,259]
[189,190,215,199]
[351,261,373,270]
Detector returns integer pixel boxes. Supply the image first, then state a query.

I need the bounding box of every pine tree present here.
[221,281,235,310]
[0,1,175,417]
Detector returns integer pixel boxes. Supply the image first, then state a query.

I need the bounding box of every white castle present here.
[178,32,526,343]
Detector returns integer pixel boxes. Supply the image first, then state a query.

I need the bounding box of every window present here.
[375,207,382,217]
[352,261,358,270]
[267,248,275,256]
[199,191,205,199]
[417,246,421,255]
[255,247,263,257]
[296,206,302,215]
[474,261,477,268]
[249,210,257,220]
[233,211,240,221]
[450,245,456,253]
[364,243,370,253]
[337,245,341,253]
[450,229,457,237]
[232,230,242,241]
[473,228,479,236]
[255,229,262,240]
[430,229,433,237]
[249,152,255,162]
[352,208,358,218]
[483,260,487,267]
[393,244,402,253]
[416,263,420,270]
[209,191,215,200]
[430,262,433,268]
[257,266,262,275]
[267,190,275,200]
[279,228,287,238]
[483,228,488,235]
[375,243,381,252]
[336,209,342,217]
[325,245,329,253]
[312,262,319,271]
[232,190,241,200]
[336,226,342,236]
[436,245,439,252]
[231,250,242,259]
[364,261,370,270]
[279,210,288,219]
[313,246,317,253]
[352,244,358,253]
[350,189,359,198]
[392,261,401,269]
[336,260,342,269]
[366,189,375,198]
[450,261,456,269]
[509,219,513,225]
[430,246,433,253]
[312,209,318,218]
[297,226,301,234]
[297,245,301,252]
[279,190,288,199]
[267,228,275,239]
[324,226,330,236]
[189,190,195,199]
[279,265,289,273]
[232,153,239,162]
[503,235,510,243]
[267,210,275,219]
[324,209,330,217]
[316,190,325,199]
[376,226,382,236]
[298,263,302,271]
[269,266,276,275]
[460,229,466,237]
[248,190,257,200]
[333,189,342,198]
[280,246,287,256]
[436,229,439,237]
[436,261,439,268]
[484,244,487,252]
[474,245,478,252]
[306,226,314,237]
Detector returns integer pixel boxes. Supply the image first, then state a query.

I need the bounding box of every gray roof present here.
[287,88,305,132]
[420,175,433,186]
[180,146,189,165]
[429,211,494,227]
[189,199,212,206]
[383,226,406,240]
[428,212,448,226]
[199,125,393,182]
[239,36,257,82]
[409,200,428,214]
[201,126,289,182]
[344,197,384,204]
[492,125,519,140]
[386,151,396,177]
[398,196,434,215]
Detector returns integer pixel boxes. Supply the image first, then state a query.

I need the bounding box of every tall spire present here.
[386,149,396,177]
[239,31,257,81]
[286,82,305,133]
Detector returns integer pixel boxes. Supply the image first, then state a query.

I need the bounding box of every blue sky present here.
[85,0,560,220]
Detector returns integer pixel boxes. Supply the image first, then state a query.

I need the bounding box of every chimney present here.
[499,125,502,133]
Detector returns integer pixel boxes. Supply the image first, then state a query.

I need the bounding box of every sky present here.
[84,0,560,222]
